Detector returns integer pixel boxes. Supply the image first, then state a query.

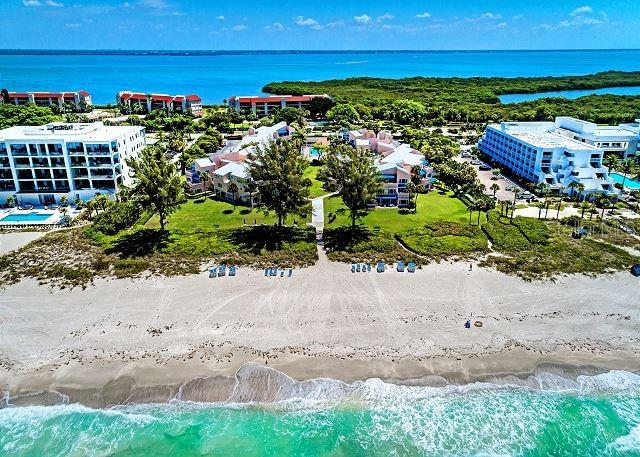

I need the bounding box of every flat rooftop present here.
[491,122,600,151]
[0,123,143,143]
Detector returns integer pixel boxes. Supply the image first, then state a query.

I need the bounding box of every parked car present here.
[519,191,534,200]
[479,165,491,171]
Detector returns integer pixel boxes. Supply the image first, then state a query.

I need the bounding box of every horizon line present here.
[0,48,639,54]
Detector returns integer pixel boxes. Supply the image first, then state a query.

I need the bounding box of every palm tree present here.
[200,170,211,194]
[576,183,585,201]
[512,188,520,205]
[630,190,640,214]
[604,155,621,174]
[227,181,239,209]
[567,181,579,201]
[410,165,422,213]
[490,183,500,198]
[597,194,611,219]
[476,195,495,225]
[406,182,418,213]
[617,158,637,192]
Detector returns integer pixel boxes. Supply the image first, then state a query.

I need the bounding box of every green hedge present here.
[398,222,488,258]
[482,213,531,252]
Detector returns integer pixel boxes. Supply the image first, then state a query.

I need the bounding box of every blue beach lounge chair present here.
[288,268,293,277]
[397,261,405,272]
[229,266,236,276]
[351,264,356,273]
[367,263,371,272]
[218,265,226,276]
[264,268,269,276]
[376,261,385,273]
[407,262,416,273]
[209,266,217,278]
[356,264,361,272]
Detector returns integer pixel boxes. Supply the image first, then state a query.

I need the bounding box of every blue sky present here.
[1,0,639,50]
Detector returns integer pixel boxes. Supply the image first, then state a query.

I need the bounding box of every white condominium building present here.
[0,122,146,205]
[479,120,618,197]
[553,117,639,160]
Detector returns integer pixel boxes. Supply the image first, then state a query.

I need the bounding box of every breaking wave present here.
[1,364,639,456]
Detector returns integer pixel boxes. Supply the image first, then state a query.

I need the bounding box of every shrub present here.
[482,213,531,252]
[399,222,488,258]
[91,201,142,235]
[512,216,549,245]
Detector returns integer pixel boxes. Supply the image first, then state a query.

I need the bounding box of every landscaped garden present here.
[323,191,490,263]
[304,165,331,199]
[324,190,483,232]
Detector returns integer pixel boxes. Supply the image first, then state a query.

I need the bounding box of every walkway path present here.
[310,193,335,265]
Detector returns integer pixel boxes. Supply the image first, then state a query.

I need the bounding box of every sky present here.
[1,0,639,50]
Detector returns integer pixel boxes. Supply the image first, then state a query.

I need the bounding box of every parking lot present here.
[456,156,526,202]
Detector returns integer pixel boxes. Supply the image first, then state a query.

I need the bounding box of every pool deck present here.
[0,208,79,226]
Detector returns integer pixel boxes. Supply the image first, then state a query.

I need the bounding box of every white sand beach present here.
[1,253,639,405]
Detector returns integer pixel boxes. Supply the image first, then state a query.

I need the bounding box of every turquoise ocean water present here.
[0,49,639,104]
[2,370,640,456]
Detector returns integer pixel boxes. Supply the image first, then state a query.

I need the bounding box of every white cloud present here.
[137,0,168,9]
[416,12,431,18]
[466,12,502,23]
[65,23,81,28]
[217,15,224,20]
[22,0,41,6]
[295,16,322,30]
[45,0,63,6]
[571,6,593,16]
[496,22,508,29]
[480,12,501,20]
[354,14,371,24]
[123,2,130,6]
[267,22,284,31]
[326,20,345,28]
[376,13,394,22]
[230,24,247,31]
[512,14,524,20]
[541,8,607,30]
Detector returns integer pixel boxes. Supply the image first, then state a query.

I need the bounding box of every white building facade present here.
[554,117,640,160]
[478,120,618,197]
[0,122,145,205]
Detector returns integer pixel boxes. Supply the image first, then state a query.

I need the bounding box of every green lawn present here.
[324,191,484,233]
[145,197,307,231]
[304,165,330,198]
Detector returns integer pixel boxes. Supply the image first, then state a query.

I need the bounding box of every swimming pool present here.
[0,211,57,223]
[610,172,640,190]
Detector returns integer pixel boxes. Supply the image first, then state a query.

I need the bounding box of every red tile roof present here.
[151,95,173,102]
[186,94,201,102]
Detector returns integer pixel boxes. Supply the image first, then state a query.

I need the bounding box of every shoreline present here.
[3,351,639,408]
[1,259,639,407]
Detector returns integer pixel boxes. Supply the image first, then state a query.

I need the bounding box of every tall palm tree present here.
[512,188,520,205]
[596,194,611,219]
[567,181,579,201]
[200,170,211,194]
[617,158,637,192]
[490,183,500,197]
[227,181,239,209]
[406,182,418,213]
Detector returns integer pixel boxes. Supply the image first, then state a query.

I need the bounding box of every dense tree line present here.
[0,103,62,129]
[264,71,640,125]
